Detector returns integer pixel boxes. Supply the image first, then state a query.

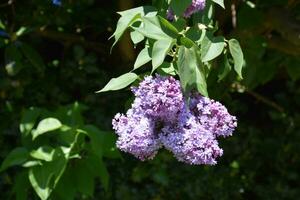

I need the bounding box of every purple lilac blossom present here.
[131,75,184,121]
[112,110,161,160]
[160,109,223,165]
[189,93,237,137]
[112,75,237,165]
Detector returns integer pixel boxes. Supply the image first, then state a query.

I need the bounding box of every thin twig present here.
[246,89,285,113]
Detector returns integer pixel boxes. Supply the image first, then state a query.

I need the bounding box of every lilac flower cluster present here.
[112,75,237,165]
[167,0,206,21]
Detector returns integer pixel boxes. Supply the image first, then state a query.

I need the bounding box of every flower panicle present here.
[112,75,237,165]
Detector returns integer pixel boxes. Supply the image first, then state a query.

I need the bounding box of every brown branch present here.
[266,8,300,47]
[246,90,285,113]
[267,36,300,57]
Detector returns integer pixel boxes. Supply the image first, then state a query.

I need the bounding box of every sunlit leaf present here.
[96,72,138,93]
[32,118,62,140]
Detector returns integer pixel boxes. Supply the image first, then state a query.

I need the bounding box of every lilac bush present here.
[112,75,237,165]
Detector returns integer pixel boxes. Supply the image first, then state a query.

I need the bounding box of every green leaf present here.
[32,118,62,140]
[20,107,41,138]
[152,38,174,71]
[22,160,42,168]
[96,72,138,93]
[185,27,203,43]
[16,26,29,37]
[158,62,177,76]
[201,34,225,62]
[117,6,157,17]
[134,47,151,70]
[28,148,67,200]
[228,39,244,78]
[80,125,103,159]
[86,154,109,191]
[218,54,232,81]
[132,16,171,40]
[111,6,157,49]
[30,146,55,162]
[130,31,145,45]
[0,147,29,172]
[82,125,121,159]
[56,126,78,147]
[180,36,195,48]
[76,126,112,191]
[170,0,192,16]
[152,0,168,13]
[54,102,85,127]
[111,14,140,49]
[12,171,30,200]
[97,158,109,191]
[177,46,208,96]
[74,160,95,197]
[211,0,225,8]
[172,18,186,31]
[158,16,179,37]
[98,132,121,159]
[20,42,45,72]
[53,168,76,200]
[0,19,5,29]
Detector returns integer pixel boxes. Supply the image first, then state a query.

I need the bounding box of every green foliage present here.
[228,39,244,79]
[102,2,244,97]
[97,73,139,93]
[0,148,29,172]
[211,0,225,8]
[32,118,62,140]
[134,47,152,70]
[201,34,225,62]
[177,45,208,96]
[1,103,120,199]
[151,38,175,71]
[170,0,192,16]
